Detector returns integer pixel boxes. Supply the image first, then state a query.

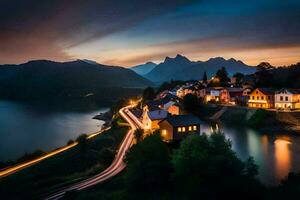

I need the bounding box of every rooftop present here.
[276,88,300,95]
[160,114,203,127]
[256,88,275,95]
[148,109,168,120]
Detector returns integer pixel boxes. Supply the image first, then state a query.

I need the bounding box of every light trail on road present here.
[0,127,110,178]
[45,105,139,200]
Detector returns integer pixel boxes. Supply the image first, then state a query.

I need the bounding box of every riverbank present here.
[93,110,113,128]
[204,105,300,133]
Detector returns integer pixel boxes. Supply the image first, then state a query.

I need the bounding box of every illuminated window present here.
[193,126,197,131]
[188,126,192,131]
[182,127,186,132]
[162,129,167,136]
[178,127,182,132]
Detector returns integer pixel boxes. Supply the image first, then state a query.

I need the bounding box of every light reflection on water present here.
[200,122,300,185]
[274,139,291,180]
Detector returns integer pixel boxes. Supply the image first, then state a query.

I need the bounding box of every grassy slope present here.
[0,126,128,200]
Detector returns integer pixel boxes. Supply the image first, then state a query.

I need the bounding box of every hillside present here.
[130,62,157,75]
[145,55,256,83]
[0,60,153,101]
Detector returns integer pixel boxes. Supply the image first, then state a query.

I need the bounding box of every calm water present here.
[201,123,300,185]
[1,100,300,185]
[0,100,108,162]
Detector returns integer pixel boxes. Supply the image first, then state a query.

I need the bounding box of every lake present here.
[201,123,300,185]
[0,100,108,162]
[1,100,300,186]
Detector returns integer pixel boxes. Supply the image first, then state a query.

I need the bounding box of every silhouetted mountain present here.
[130,62,157,75]
[81,59,99,65]
[0,60,153,101]
[145,55,256,83]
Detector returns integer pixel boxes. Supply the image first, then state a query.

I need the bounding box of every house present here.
[248,88,275,108]
[203,87,223,102]
[142,108,168,130]
[176,85,198,98]
[161,101,181,115]
[144,95,180,115]
[224,87,244,104]
[275,88,300,110]
[159,115,202,141]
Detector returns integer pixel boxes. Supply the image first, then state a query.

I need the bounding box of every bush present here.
[16,149,46,163]
[172,133,264,199]
[124,134,172,198]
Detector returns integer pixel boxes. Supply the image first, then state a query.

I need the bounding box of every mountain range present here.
[140,54,256,83]
[130,62,157,75]
[0,55,257,101]
[0,60,152,101]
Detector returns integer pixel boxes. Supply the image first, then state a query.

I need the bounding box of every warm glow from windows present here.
[162,129,167,136]
[182,127,186,132]
[178,127,182,132]
[193,126,197,131]
[188,126,192,131]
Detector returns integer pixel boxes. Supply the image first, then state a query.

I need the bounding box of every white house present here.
[275,89,300,110]
[142,108,168,130]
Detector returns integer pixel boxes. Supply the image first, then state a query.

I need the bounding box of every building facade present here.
[159,115,202,141]
[248,88,275,108]
[275,89,300,110]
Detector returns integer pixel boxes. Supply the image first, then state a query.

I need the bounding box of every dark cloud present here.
[0,0,299,65]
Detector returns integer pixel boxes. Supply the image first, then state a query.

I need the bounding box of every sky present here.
[0,0,299,67]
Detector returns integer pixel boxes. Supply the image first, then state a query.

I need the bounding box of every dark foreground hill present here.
[0,60,153,102]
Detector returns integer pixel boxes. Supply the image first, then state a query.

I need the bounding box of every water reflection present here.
[274,138,291,180]
[201,121,300,185]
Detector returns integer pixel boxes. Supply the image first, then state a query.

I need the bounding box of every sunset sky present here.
[0,0,299,67]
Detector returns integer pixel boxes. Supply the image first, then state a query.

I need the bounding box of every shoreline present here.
[0,126,111,178]
[93,110,113,128]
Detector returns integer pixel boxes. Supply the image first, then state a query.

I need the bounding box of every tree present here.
[134,129,144,142]
[269,172,300,200]
[202,71,208,83]
[142,87,156,102]
[183,94,202,115]
[233,72,244,86]
[76,134,88,152]
[215,67,230,86]
[124,134,172,198]
[157,80,185,94]
[172,133,264,199]
[255,62,274,87]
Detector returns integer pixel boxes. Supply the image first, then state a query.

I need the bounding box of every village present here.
[129,72,300,142]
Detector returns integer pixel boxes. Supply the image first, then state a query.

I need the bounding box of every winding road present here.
[45,105,140,200]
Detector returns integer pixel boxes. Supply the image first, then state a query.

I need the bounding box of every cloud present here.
[0,0,299,66]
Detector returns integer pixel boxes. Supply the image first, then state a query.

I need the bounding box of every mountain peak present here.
[164,54,190,63]
[228,58,237,62]
[164,56,172,62]
[145,61,156,65]
[208,57,226,62]
[80,59,98,65]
